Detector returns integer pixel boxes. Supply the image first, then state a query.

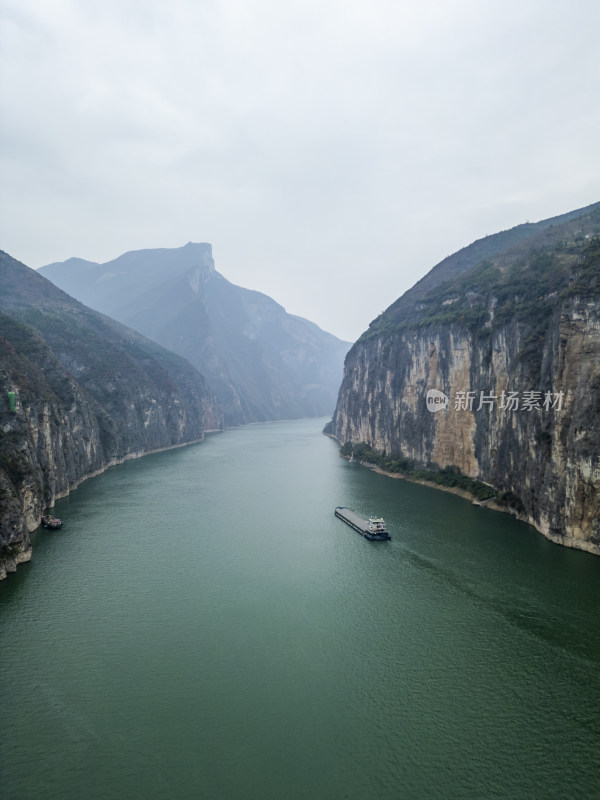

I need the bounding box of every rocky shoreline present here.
[0,436,208,581]
[341,451,600,557]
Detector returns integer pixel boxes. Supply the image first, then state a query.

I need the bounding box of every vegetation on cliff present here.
[362,202,600,341]
[339,442,524,511]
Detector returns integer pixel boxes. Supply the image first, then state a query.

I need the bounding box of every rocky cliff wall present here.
[0,322,222,579]
[0,324,222,579]
[329,243,600,555]
[0,250,223,579]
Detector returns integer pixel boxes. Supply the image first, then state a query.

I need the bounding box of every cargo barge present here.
[334,507,391,541]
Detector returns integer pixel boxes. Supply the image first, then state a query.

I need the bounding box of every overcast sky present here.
[2,0,599,341]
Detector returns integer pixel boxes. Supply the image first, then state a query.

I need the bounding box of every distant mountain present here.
[40,243,351,426]
[0,250,222,579]
[328,201,600,555]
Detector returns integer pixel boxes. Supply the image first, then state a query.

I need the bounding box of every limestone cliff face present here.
[329,208,600,554]
[1,340,101,578]
[0,251,223,579]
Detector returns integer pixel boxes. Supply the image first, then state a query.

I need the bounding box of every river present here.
[1,418,599,799]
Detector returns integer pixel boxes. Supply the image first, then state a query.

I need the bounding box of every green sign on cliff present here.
[7,391,16,412]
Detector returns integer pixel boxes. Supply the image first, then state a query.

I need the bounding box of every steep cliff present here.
[40,243,350,426]
[328,203,600,554]
[0,251,223,579]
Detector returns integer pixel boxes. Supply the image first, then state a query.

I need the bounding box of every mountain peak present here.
[182,241,213,262]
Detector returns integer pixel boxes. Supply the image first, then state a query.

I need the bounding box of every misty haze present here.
[1,2,599,799]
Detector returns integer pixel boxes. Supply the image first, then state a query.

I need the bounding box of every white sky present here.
[1,0,599,341]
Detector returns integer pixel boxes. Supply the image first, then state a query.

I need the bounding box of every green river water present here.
[1,418,599,799]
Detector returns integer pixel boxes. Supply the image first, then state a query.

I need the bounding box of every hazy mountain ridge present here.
[41,243,351,426]
[328,202,600,554]
[0,250,222,579]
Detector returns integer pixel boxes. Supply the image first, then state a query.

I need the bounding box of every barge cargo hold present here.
[334,507,391,541]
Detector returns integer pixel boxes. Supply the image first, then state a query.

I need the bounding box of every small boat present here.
[41,515,63,530]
